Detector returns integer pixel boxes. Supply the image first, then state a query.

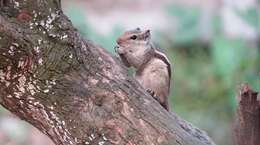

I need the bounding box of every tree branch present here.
[0,0,215,145]
[234,84,260,145]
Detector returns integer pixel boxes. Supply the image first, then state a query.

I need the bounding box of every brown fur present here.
[115,28,171,111]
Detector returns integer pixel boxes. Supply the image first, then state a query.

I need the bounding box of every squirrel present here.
[115,28,172,111]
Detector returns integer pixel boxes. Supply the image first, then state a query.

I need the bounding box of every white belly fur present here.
[135,58,169,103]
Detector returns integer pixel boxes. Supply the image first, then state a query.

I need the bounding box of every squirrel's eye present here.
[130,35,137,40]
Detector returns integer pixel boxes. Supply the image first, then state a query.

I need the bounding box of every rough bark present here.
[234,84,260,145]
[0,0,215,145]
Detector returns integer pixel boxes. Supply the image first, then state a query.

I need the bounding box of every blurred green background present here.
[0,0,259,145]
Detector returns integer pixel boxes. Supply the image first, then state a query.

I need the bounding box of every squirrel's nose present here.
[144,30,151,39]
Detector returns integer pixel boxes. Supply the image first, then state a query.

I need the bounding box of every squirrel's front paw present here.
[146,89,156,96]
[146,89,161,102]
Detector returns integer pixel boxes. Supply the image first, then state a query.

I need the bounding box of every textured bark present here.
[0,0,215,145]
[234,85,260,145]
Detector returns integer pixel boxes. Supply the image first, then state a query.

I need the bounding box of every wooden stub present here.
[234,84,260,145]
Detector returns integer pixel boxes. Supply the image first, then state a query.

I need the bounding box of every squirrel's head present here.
[115,28,154,69]
[116,28,151,47]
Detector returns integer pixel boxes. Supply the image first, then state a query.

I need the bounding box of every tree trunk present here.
[0,0,215,145]
[234,84,260,145]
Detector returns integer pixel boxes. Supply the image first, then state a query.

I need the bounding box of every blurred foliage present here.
[62,5,260,145]
[165,4,259,145]
[236,7,260,28]
[64,7,123,53]
[166,5,201,44]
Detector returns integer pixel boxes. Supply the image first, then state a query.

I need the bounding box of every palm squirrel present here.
[115,28,172,111]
